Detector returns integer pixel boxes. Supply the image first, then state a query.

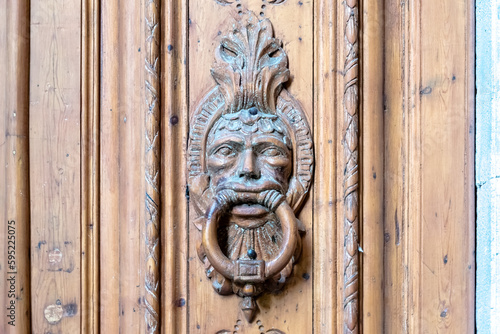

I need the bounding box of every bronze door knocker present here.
[188,11,314,322]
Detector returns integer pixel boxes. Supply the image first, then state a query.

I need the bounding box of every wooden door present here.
[0,0,475,333]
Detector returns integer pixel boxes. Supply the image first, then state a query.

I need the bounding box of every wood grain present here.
[361,0,385,332]
[384,0,475,332]
[313,0,341,332]
[0,0,477,332]
[100,0,145,331]
[29,0,82,331]
[416,0,474,331]
[99,0,120,328]
[81,0,100,332]
[145,0,162,331]
[383,0,407,330]
[341,0,360,332]
[160,0,189,333]
[0,1,31,332]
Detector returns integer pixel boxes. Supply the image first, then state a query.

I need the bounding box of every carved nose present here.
[238,150,260,179]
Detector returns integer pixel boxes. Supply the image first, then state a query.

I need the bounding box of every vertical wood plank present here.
[0,1,31,332]
[313,0,341,332]
[384,0,475,332]
[117,3,144,329]
[100,0,145,332]
[161,0,188,333]
[416,0,475,331]
[406,2,423,330]
[81,0,100,332]
[383,0,409,331]
[361,0,385,332]
[29,0,82,331]
[100,0,120,328]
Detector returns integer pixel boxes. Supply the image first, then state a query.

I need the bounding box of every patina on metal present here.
[188,11,314,322]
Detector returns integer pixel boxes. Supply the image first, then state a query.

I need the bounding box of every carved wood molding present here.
[81,0,100,331]
[145,0,161,332]
[342,0,360,333]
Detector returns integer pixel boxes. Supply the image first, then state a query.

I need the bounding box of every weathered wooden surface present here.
[313,0,341,332]
[144,0,162,331]
[0,1,31,333]
[81,0,100,332]
[100,0,145,331]
[384,0,475,332]
[161,0,189,332]
[0,0,476,332]
[361,0,385,332]
[341,0,360,332]
[29,0,82,331]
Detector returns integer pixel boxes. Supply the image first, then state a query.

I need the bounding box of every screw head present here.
[248,107,258,115]
[247,249,257,259]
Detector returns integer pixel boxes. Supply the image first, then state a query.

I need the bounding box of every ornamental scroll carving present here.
[342,1,360,333]
[144,0,161,332]
[188,12,314,322]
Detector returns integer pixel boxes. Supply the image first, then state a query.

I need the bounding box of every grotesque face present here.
[206,107,292,219]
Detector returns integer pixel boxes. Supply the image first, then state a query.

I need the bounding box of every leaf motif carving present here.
[211,12,289,114]
[215,0,233,5]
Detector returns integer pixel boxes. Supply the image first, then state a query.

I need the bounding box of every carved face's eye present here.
[214,145,236,157]
[260,146,283,157]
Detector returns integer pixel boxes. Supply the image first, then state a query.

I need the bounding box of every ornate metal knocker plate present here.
[188,11,314,322]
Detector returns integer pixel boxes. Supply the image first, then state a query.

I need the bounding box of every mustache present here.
[214,186,286,212]
[215,179,285,195]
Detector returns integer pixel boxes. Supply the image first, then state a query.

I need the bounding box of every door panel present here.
[187,3,314,333]
[0,0,474,333]
[383,0,475,332]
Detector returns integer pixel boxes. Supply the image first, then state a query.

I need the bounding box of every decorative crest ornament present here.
[215,0,286,6]
[188,12,313,322]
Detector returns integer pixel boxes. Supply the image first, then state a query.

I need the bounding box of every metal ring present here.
[202,197,297,281]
